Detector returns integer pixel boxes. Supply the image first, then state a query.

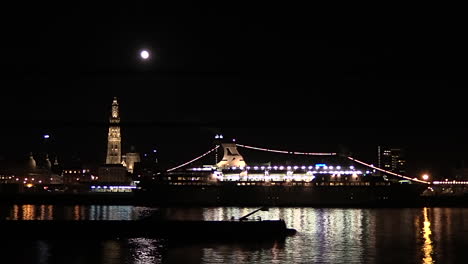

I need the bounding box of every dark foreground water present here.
[1,205,467,263]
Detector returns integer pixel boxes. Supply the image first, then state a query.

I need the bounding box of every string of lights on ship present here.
[164,143,433,184]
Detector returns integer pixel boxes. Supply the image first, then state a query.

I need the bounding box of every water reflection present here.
[101,240,122,264]
[422,207,434,264]
[196,207,368,263]
[2,206,468,263]
[127,238,164,264]
[23,204,36,220]
[12,204,19,220]
[36,240,50,264]
[2,204,150,221]
[73,205,81,220]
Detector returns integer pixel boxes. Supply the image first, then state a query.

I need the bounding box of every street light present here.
[422,174,429,181]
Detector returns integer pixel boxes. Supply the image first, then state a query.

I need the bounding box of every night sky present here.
[0,2,463,178]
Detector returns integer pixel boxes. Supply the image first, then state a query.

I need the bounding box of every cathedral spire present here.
[45,154,51,169]
[110,97,120,123]
[106,97,122,164]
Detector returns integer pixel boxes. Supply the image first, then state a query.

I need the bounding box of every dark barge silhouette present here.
[0,218,296,240]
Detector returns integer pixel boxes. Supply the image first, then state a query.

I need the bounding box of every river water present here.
[0,205,467,263]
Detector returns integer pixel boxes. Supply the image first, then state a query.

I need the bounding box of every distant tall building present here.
[99,97,129,185]
[377,146,406,174]
[106,97,122,164]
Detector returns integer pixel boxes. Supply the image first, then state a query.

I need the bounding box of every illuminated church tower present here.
[106,97,122,164]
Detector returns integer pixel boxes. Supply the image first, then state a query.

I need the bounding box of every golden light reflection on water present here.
[38,205,46,220]
[12,204,19,220]
[422,207,434,264]
[47,205,53,220]
[73,205,80,220]
[8,205,54,220]
[5,204,140,220]
[22,205,36,220]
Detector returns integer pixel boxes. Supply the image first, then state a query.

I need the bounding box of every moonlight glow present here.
[140,50,150,60]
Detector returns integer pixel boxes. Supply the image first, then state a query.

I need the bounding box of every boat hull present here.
[0,219,295,240]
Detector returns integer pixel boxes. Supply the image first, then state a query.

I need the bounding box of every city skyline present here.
[0,2,463,179]
[0,94,465,181]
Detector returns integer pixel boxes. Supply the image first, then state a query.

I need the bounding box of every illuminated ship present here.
[136,143,427,206]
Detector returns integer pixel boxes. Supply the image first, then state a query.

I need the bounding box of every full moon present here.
[140,50,150,60]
